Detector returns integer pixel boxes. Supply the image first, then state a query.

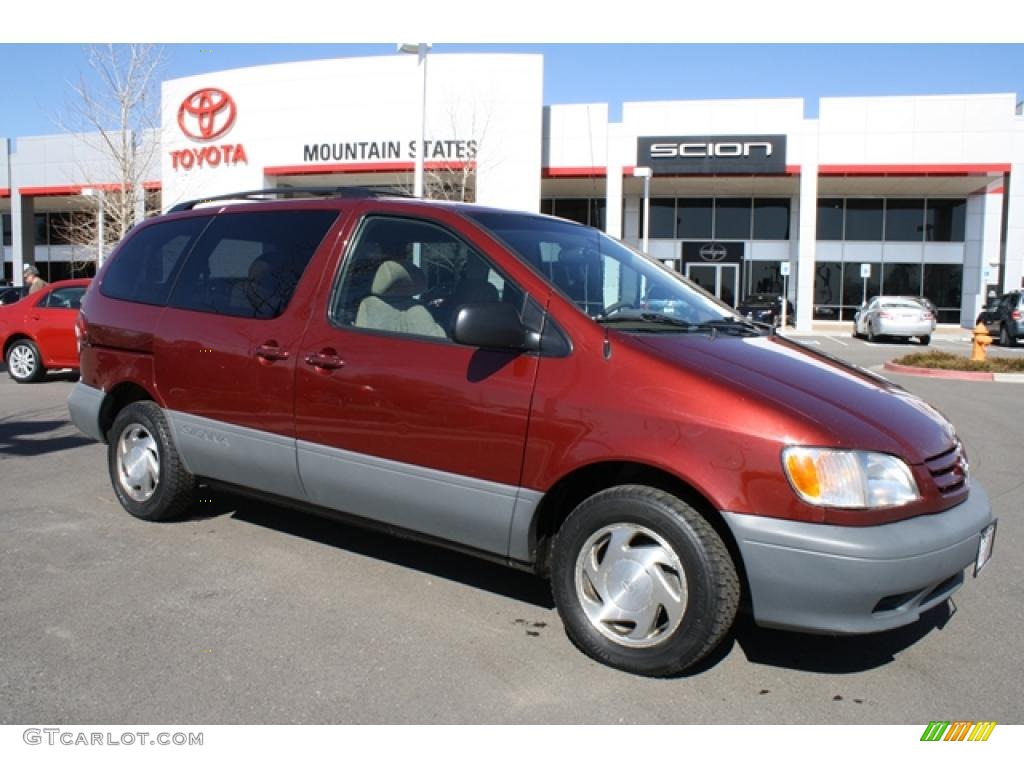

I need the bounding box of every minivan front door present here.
[293,213,541,557]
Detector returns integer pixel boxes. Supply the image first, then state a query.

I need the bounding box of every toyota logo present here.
[178,88,237,141]
[699,243,727,262]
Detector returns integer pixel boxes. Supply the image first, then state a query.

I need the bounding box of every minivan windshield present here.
[466,211,752,333]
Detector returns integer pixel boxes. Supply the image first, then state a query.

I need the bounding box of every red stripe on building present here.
[618,165,802,177]
[543,167,607,178]
[18,182,161,197]
[0,187,10,198]
[265,161,475,176]
[819,163,1010,176]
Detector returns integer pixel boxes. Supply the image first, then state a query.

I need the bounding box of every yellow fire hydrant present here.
[971,323,993,362]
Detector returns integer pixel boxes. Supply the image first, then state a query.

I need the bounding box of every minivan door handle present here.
[255,342,290,362]
[304,350,345,371]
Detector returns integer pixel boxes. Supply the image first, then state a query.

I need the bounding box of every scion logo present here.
[638,134,786,175]
[649,141,773,159]
[178,88,237,141]
[699,243,728,263]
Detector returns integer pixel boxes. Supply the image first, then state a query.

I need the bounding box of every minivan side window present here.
[329,215,525,339]
[100,218,209,306]
[167,210,338,319]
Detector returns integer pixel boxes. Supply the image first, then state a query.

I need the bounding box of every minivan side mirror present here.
[452,303,541,352]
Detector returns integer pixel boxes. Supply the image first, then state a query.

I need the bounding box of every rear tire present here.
[550,485,739,677]
[1001,324,1017,347]
[919,335,931,346]
[108,402,196,521]
[6,339,45,383]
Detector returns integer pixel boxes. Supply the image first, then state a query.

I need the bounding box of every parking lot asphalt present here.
[0,335,1021,725]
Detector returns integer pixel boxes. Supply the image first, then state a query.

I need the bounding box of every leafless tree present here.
[55,44,164,269]
[402,100,497,203]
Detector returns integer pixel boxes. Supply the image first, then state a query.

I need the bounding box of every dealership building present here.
[3,52,1023,330]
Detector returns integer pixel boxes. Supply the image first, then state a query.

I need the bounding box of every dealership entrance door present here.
[686,263,739,307]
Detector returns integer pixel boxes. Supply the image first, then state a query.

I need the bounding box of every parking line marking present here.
[824,336,848,346]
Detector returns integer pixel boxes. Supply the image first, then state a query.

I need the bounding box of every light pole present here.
[632,166,652,256]
[81,187,105,269]
[398,43,431,198]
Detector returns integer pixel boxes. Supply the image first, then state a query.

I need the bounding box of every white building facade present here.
[3,52,1022,330]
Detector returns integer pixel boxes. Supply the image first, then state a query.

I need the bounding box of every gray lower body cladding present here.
[722,484,994,634]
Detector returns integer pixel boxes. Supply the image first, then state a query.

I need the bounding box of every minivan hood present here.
[624,332,956,464]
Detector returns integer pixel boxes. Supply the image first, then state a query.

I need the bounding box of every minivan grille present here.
[924,443,967,495]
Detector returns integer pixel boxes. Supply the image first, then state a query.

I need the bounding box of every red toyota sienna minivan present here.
[68,189,996,676]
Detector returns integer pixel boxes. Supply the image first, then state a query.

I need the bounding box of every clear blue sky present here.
[2,43,1023,139]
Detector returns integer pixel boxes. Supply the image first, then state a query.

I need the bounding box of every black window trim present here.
[325,212,551,352]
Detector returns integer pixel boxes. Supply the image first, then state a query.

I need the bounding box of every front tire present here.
[6,339,45,383]
[919,335,931,346]
[550,485,739,677]
[108,402,196,521]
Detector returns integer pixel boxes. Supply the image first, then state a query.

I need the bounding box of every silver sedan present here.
[853,296,936,345]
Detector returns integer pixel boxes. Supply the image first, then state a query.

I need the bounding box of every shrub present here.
[893,350,1024,373]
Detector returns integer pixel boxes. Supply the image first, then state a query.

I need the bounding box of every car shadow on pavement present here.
[0,418,94,457]
[0,363,80,383]
[190,487,956,676]
[729,603,954,674]
[213,489,556,610]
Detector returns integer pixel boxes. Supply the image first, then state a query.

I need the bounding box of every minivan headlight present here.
[782,447,919,508]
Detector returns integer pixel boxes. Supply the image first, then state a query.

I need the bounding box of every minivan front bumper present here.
[722,484,994,634]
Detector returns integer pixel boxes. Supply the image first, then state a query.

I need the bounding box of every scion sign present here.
[638,135,786,175]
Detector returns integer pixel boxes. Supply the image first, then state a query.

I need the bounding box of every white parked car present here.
[853,296,936,345]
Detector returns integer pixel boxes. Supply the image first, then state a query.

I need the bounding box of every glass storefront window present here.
[33,213,48,244]
[676,198,713,239]
[542,198,608,230]
[817,199,844,240]
[844,199,883,241]
[753,198,790,240]
[48,212,75,246]
[648,198,676,238]
[882,262,923,297]
[748,261,784,295]
[552,199,589,226]
[813,261,843,320]
[843,261,880,317]
[589,199,607,231]
[925,199,966,242]
[1,214,11,246]
[923,263,963,323]
[884,199,925,242]
[714,198,752,240]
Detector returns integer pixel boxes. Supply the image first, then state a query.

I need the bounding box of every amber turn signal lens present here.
[785,452,821,500]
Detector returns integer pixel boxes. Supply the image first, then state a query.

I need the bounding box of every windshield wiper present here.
[597,311,700,329]
[699,317,772,336]
[596,312,725,336]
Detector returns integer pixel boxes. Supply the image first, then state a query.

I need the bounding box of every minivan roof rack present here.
[167,186,413,213]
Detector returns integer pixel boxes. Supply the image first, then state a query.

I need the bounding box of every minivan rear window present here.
[100,217,209,306]
[167,210,338,319]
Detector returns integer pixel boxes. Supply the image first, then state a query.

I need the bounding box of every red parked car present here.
[1,278,90,383]
[67,190,995,676]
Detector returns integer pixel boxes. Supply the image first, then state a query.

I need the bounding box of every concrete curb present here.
[883,361,1024,383]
